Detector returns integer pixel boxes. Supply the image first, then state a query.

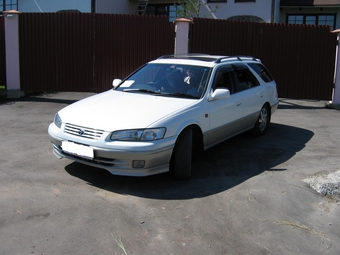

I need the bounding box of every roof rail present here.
[157,53,211,60]
[156,54,261,63]
[215,56,260,63]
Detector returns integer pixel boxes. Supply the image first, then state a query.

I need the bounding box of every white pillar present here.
[331,29,340,106]
[174,18,192,55]
[3,10,23,98]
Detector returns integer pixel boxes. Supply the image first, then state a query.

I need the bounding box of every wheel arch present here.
[169,124,203,179]
[175,124,204,158]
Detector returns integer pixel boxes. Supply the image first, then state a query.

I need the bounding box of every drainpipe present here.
[3,10,23,98]
[331,29,340,107]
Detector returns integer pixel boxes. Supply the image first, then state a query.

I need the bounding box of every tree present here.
[174,0,219,19]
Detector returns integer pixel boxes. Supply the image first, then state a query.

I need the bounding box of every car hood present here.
[59,90,196,131]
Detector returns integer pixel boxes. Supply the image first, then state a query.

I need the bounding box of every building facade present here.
[2,0,340,29]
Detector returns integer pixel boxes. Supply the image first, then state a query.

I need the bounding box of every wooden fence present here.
[7,13,339,100]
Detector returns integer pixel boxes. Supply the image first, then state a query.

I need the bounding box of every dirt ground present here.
[0,93,339,255]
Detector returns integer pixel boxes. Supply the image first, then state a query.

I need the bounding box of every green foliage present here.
[174,0,219,19]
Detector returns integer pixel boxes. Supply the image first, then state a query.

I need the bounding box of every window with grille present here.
[145,4,183,22]
[0,0,18,11]
[287,14,335,30]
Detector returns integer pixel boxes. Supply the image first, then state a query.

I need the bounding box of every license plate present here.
[62,141,94,160]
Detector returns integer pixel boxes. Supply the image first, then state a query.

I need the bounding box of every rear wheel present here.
[170,128,193,180]
[253,105,269,136]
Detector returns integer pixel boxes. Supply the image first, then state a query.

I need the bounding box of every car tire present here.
[171,128,193,180]
[253,104,269,136]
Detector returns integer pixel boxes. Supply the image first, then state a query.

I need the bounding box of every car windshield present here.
[116,64,211,99]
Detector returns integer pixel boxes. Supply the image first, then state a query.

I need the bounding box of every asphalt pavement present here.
[0,93,339,255]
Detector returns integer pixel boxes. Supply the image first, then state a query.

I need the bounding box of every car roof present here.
[148,54,261,67]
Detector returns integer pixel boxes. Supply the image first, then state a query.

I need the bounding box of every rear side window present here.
[234,68,259,92]
[248,63,274,83]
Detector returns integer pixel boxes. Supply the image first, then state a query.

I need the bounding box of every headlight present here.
[54,113,62,129]
[110,128,166,141]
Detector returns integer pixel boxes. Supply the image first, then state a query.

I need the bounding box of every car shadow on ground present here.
[278,99,327,110]
[65,123,314,200]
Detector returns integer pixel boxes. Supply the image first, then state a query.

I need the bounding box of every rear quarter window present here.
[248,63,274,83]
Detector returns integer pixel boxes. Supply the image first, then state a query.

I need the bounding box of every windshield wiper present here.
[123,88,161,95]
[161,93,200,99]
[122,89,198,99]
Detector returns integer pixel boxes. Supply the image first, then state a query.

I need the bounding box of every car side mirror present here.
[209,88,230,101]
[112,79,122,89]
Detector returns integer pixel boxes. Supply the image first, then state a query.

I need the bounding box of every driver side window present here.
[213,69,235,94]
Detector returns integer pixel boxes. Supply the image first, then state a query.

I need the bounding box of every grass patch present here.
[111,235,128,255]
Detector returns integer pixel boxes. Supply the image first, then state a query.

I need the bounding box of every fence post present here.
[331,29,340,107]
[174,18,192,54]
[3,10,23,98]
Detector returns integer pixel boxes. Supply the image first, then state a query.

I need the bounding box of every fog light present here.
[132,160,145,168]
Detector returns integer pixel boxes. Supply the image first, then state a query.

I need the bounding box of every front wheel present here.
[253,105,269,136]
[170,128,193,180]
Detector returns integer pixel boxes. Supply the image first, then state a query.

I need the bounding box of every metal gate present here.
[190,19,337,100]
[17,14,338,100]
[19,13,174,93]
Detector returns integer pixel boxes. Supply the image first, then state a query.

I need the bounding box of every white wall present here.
[94,0,276,22]
[200,0,273,22]
[96,0,135,14]
[17,0,278,22]
[18,0,136,14]
[18,0,91,12]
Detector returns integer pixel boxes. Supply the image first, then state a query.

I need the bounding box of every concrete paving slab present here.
[0,94,339,255]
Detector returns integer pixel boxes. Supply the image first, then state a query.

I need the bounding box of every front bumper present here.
[48,123,176,177]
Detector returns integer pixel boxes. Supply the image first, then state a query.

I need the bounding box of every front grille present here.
[64,123,104,140]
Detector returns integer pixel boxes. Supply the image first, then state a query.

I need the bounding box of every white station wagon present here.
[48,54,279,179]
